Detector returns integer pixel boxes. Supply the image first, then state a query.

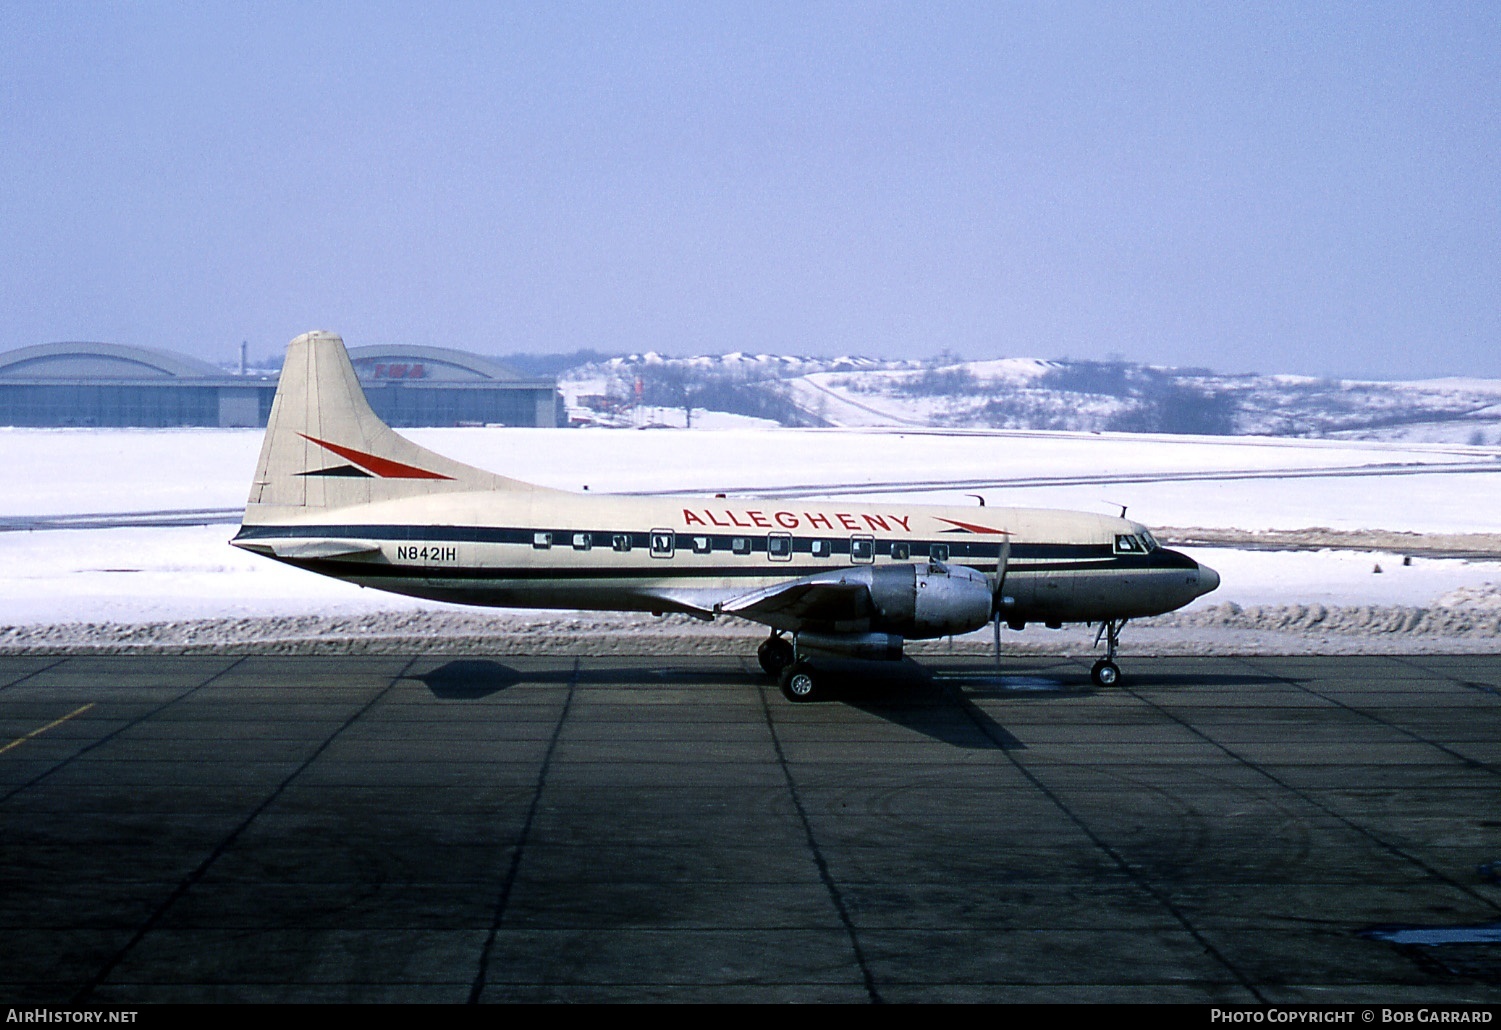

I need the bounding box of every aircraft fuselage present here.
[233,490,1218,637]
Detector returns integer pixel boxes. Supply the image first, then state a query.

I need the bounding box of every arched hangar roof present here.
[347,345,530,384]
[0,342,226,380]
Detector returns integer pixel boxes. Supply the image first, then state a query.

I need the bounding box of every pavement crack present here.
[1,656,248,806]
[1131,665,1501,918]
[759,681,882,1004]
[942,677,1269,1005]
[71,655,415,1004]
[468,657,578,1003]
[0,656,69,692]
[1277,656,1500,777]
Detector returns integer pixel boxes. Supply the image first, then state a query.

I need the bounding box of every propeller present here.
[990,536,1011,672]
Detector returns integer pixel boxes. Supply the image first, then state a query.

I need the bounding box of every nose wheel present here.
[1090,619,1127,688]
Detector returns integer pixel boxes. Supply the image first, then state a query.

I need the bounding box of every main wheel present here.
[757,636,795,678]
[779,661,821,703]
[1091,659,1121,688]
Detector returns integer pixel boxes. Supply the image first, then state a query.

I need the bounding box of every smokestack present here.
[240,340,248,376]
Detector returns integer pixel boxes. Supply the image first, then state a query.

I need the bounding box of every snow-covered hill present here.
[558,354,1501,444]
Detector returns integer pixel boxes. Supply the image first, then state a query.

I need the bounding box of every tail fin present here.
[243,331,538,523]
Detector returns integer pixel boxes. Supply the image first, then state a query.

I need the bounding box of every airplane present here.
[232,331,1221,701]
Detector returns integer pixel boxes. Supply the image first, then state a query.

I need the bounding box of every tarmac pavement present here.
[1,652,1499,1003]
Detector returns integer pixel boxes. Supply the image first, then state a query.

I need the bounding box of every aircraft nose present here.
[1196,562,1220,596]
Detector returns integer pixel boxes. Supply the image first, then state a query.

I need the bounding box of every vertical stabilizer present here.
[243,331,536,523]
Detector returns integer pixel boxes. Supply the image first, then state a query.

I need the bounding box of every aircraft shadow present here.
[410,657,1030,750]
[412,659,525,699]
[411,659,771,698]
[938,665,1283,696]
[1124,671,1284,688]
[798,658,1029,751]
[928,658,1095,701]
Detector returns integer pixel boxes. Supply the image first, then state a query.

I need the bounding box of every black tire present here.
[1091,659,1121,688]
[757,636,795,678]
[779,661,820,703]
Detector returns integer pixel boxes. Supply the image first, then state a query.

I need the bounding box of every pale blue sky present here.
[2,2,1497,377]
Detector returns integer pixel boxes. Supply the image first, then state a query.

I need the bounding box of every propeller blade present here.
[993,611,1001,672]
[992,538,1011,673]
[992,537,1011,604]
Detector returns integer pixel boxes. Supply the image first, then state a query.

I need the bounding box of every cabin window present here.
[929,543,950,562]
[850,535,874,564]
[692,535,713,554]
[650,530,675,558]
[810,539,832,558]
[890,542,911,560]
[731,536,752,555]
[767,533,792,561]
[533,531,552,550]
[1114,534,1144,554]
[572,533,591,551]
[612,534,632,552]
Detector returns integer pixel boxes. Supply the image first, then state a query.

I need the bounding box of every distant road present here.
[1157,525,1501,559]
[0,508,242,532]
[630,458,1501,500]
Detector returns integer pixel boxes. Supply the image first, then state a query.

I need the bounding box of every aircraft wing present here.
[719,573,874,625]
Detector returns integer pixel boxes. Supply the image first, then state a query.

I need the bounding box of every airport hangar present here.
[0,341,561,429]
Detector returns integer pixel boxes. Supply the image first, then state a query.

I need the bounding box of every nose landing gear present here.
[1091,619,1126,688]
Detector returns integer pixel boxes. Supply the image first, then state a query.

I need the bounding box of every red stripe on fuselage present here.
[298,434,454,480]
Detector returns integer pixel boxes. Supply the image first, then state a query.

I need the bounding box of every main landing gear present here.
[779,661,821,703]
[757,633,794,678]
[758,632,825,703]
[1091,619,1125,688]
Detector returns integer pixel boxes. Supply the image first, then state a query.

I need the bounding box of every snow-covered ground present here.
[1,425,1499,649]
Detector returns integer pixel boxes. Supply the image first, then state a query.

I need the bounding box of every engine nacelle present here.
[866,562,993,639]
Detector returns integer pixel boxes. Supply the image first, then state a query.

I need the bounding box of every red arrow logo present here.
[299,434,454,480]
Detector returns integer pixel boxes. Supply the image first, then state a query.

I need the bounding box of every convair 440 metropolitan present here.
[232,332,1220,700]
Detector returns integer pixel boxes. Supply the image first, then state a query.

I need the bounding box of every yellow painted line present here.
[0,703,96,756]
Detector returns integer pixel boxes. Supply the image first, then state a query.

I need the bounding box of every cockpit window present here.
[1139,530,1159,552]
[1114,534,1145,554]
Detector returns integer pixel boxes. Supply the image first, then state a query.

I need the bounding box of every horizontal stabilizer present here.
[234,538,383,560]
